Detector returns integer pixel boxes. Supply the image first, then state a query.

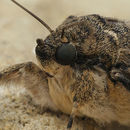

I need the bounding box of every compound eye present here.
[55,43,77,65]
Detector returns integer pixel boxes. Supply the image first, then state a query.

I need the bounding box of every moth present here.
[0,0,130,129]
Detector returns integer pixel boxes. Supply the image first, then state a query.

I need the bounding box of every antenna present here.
[11,0,53,33]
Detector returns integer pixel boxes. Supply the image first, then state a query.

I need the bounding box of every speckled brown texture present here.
[0,0,130,130]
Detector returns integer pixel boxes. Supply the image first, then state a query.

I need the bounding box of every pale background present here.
[0,0,130,129]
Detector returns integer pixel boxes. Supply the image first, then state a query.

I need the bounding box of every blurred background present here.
[0,0,130,67]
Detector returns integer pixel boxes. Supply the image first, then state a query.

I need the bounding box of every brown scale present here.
[0,0,130,129]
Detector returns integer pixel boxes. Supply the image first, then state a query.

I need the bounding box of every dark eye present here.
[55,43,77,65]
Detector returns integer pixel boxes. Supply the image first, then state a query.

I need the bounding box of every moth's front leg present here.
[0,61,57,111]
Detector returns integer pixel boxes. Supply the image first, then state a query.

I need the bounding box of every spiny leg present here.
[0,61,57,111]
[67,102,79,130]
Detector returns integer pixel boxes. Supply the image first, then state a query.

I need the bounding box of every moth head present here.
[11,0,91,76]
[35,33,77,76]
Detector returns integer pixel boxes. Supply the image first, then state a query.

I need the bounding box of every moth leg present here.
[67,102,79,130]
[0,61,57,111]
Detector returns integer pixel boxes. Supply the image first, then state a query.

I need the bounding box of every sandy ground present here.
[0,0,130,129]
